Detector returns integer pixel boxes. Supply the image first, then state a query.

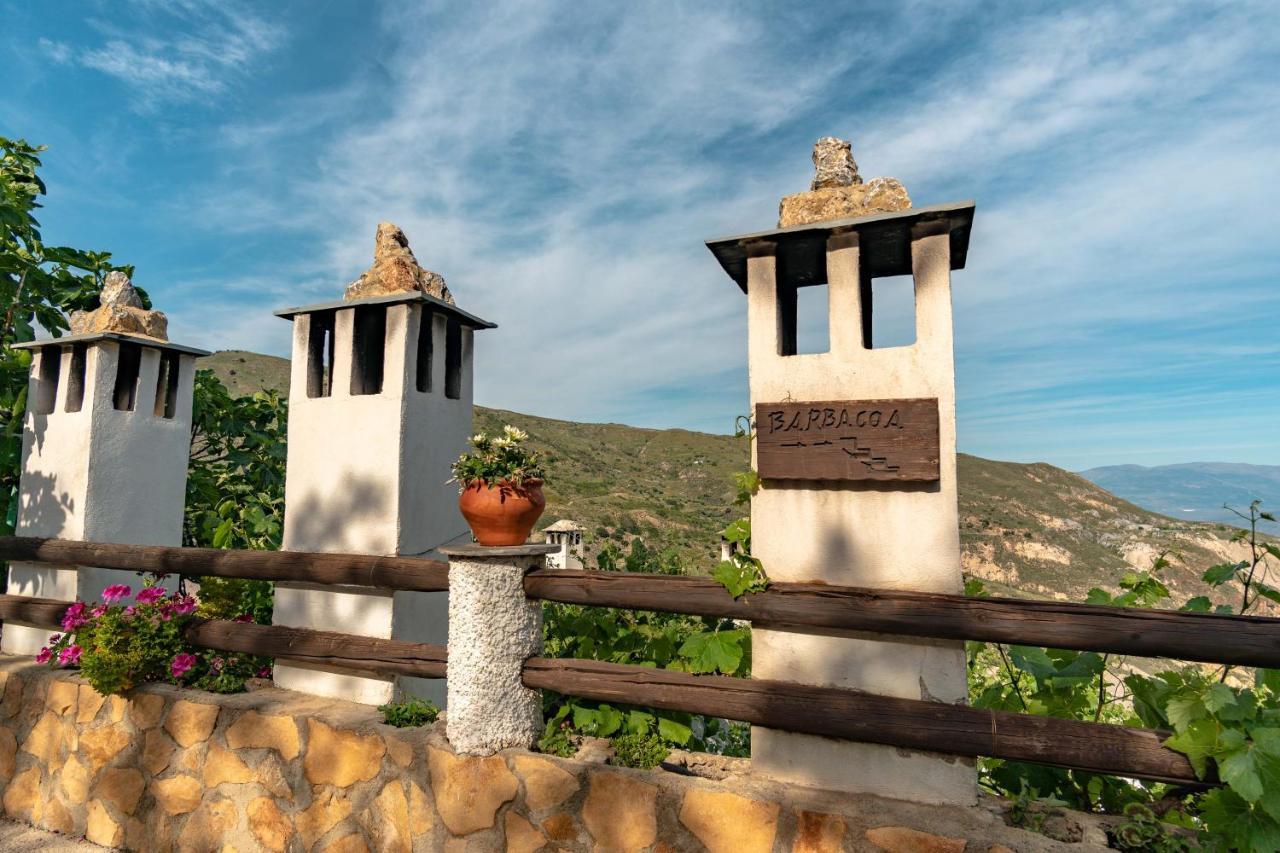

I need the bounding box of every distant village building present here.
[544,519,584,570]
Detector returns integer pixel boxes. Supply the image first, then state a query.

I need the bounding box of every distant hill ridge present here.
[203,350,1264,605]
[1082,462,1280,526]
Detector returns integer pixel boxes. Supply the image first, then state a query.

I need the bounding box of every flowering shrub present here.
[41,581,269,696]
[450,425,546,490]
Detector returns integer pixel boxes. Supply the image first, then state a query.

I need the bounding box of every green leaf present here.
[1221,743,1266,802]
[1203,683,1240,715]
[211,518,234,549]
[712,560,751,599]
[1084,588,1113,606]
[723,517,751,543]
[1166,693,1210,732]
[657,716,692,745]
[1164,718,1220,777]
[571,704,598,732]
[1255,583,1280,606]
[1180,596,1213,612]
[1259,670,1280,695]
[1008,646,1056,680]
[677,630,745,675]
[1200,788,1280,851]
[594,704,623,737]
[1204,562,1244,586]
[625,710,654,735]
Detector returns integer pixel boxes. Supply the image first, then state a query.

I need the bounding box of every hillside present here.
[202,350,1264,604]
[1081,462,1280,526]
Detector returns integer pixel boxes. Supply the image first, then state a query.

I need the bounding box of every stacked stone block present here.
[0,658,1113,851]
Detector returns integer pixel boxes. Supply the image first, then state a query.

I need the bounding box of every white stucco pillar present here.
[3,335,203,655]
[271,294,494,706]
[441,543,550,755]
[708,205,977,805]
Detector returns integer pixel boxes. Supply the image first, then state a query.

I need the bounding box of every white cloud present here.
[61,1,284,108]
[38,38,72,64]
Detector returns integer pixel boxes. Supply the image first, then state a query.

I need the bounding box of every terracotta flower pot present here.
[458,479,546,546]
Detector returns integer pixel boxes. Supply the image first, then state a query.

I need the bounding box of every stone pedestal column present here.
[441,544,550,755]
[3,333,204,656]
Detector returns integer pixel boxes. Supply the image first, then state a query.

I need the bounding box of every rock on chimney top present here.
[67,271,169,341]
[811,136,861,190]
[778,137,912,228]
[344,221,455,304]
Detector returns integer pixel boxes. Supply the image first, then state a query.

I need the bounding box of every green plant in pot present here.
[452,426,547,546]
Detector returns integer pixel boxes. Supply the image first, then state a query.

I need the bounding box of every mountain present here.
[1080,463,1280,526]
[201,350,1266,606]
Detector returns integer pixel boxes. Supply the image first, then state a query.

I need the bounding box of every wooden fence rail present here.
[0,536,448,592]
[524,569,1280,669]
[4,536,1279,669]
[522,657,1205,787]
[0,591,1205,786]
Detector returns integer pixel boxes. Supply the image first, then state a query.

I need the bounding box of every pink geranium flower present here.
[60,602,88,631]
[170,653,196,679]
[35,647,52,664]
[102,584,132,604]
[172,596,197,616]
[135,587,166,604]
[57,645,82,666]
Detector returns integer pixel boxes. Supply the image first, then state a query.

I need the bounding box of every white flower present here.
[502,425,528,442]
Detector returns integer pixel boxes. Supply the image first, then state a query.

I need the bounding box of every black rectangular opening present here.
[306,310,336,398]
[416,308,434,393]
[154,351,180,418]
[777,280,797,356]
[113,342,141,411]
[34,348,61,414]
[64,344,86,413]
[444,317,462,400]
[350,305,386,396]
[865,273,916,349]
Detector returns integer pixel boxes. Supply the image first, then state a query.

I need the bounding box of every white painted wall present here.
[273,301,474,706]
[3,341,195,655]
[746,226,975,805]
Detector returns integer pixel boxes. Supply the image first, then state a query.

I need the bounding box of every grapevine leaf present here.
[712,560,750,599]
[1220,743,1266,803]
[1203,683,1240,715]
[1180,596,1212,613]
[1084,588,1113,606]
[1008,646,1055,680]
[1164,718,1220,777]
[678,630,744,674]
[595,704,623,737]
[657,716,692,745]
[626,710,654,735]
[1203,562,1244,586]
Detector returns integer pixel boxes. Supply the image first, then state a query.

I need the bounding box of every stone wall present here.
[0,657,1113,852]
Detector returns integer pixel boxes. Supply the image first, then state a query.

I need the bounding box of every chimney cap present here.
[274,290,496,330]
[705,200,975,294]
[12,331,211,357]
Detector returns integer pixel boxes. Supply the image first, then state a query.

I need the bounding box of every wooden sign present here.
[755,398,940,482]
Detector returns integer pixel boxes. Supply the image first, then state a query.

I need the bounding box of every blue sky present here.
[3,1,1277,471]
